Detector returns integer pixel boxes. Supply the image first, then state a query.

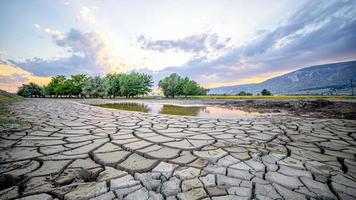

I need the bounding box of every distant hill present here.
[209,60,356,95]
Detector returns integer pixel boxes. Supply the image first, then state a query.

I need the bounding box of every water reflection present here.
[95,102,263,118]
[98,102,150,113]
[160,105,204,116]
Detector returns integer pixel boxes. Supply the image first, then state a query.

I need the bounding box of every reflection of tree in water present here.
[98,103,151,113]
[159,105,205,116]
[200,107,210,114]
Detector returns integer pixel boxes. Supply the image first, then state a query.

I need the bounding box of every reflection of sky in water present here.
[97,102,263,119]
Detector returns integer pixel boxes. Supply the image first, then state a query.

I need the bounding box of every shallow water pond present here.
[95,102,264,118]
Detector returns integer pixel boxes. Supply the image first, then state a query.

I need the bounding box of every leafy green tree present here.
[119,73,153,98]
[237,91,253,96]
[136,73,153,96]
[159,74,207,98]
[261,89,272,96]
[83,76,106,98]
[104,73,122,98]
[17,72,153,99]
[181,78,201,97]
[67,74,88,97]
[158,73,183,98]
[17,82,42,97]
[45,75,66,97]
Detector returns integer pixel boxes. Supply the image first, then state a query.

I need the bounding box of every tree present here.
[237,91,253,96]
[104,73,122,98]
[119,73,153,98]
[159,74,207,98]
[158,73,183,98]
[17,72,153,99]
[17,82,42,97]
[181,78,207,97]
[44,75,66,97]
[67,74,88,97]
[83,76,106,98]
[261,89,272,96]
[137,73,153,96]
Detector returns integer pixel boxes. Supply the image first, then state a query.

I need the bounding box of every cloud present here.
[4,0,356,89]
[33,24,63,38]
[5,28,115,77]
[138,33,231,57]
[0,64,50,93]
[77,6,96,24]
[138,0,356,87]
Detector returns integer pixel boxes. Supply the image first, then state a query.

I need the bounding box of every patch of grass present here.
[0,105,22,127]
[0,91,24,127]
[0,91,23,104]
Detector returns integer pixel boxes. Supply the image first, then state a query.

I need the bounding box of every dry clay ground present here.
[0,98,356,200]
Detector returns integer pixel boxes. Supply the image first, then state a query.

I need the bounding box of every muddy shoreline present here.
[220,99,356,120]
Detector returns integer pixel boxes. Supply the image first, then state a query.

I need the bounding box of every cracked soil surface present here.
[0,99,356,200]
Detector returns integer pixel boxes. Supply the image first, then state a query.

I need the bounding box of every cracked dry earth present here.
[1,99,356,200]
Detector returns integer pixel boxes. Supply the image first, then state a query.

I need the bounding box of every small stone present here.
[134,173,161,191]
[161,177,181,197]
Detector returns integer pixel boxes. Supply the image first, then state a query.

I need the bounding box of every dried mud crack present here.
[0,98,355,200]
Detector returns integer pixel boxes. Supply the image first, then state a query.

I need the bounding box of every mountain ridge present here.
[208,60,356,95]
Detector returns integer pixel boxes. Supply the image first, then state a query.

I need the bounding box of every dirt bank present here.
[223,99,356,119]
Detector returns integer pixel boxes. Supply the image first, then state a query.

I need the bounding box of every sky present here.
[0,0,356,92]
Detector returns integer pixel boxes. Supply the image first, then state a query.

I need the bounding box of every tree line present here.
[17,72,208,98]
[18,72,153,98]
